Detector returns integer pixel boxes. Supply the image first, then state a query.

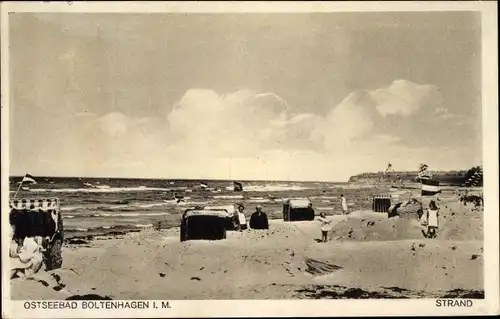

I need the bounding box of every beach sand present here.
[10,195,484,300]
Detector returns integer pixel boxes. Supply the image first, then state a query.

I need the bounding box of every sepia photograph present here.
[1,1,498,318]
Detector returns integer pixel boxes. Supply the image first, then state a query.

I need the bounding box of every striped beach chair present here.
[9,198,64,270]
[372,195,391,213]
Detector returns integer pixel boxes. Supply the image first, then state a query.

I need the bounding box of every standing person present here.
[340,194,348,215]
[249,205,269,230]
[426,200,439,238]
[317,212,332,243]
[236,204,247,231]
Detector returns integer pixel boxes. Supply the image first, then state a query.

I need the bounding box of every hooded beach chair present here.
[9,198,64,270]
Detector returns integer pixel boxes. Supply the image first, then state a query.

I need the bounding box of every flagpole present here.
[420,179,423,214]
[13,175,25,199]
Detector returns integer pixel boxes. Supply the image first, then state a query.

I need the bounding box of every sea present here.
[9,177,382,238]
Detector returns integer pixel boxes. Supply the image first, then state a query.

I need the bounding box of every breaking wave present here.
[212,195,244,199]
[61,205,87,212]
[27,186,174,193]
[247,197,271,203]
[91,212,171,217]
[242,184,311,192]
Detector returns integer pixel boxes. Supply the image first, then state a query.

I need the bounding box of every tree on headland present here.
[463,165,483,187]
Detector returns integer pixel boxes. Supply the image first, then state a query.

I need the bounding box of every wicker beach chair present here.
[180,209,228,242]
[283,198,315,221]
[9,198,64,270]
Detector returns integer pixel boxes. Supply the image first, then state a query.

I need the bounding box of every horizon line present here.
[7,175,349,183]
[8,167,476,183]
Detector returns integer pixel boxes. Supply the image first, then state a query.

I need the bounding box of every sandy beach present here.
[10,192,483,300]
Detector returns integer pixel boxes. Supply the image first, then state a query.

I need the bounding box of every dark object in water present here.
[66,294,113,300]
[159,273,166,277]
[470,254,480,260]
[9,198,64,271]
[283,198,314,222]
[67,238,88,245]
[233,181,243,192]
[190,277,201,281]
[180,209,227,242]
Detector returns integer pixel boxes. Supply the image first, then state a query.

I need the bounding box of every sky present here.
[8,12,482,181]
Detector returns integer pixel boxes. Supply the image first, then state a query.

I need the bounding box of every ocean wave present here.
[61,205,87,212]
[135,224,153,228]
[67,224,153,233]
[247,197,271,203]
[310,196,338,200]
[316,207,333,211]
[111,199,130,204]
[242,184,311,192]
[137,202,170,208]
[27,186,174,193]
[64,215,76,219]
[91,212,171,217]
[98,205,131,212]
[212,195,244,199]
[184,201,209,206]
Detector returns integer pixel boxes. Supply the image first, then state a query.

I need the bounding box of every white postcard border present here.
[1,1,498,318]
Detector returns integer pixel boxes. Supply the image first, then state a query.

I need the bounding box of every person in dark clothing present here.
[249,205,269,230]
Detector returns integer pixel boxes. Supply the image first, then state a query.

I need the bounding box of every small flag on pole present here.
[13,173,37,198]
[416,163,432,181]
[421,179,441,196]
[22,174,37,184]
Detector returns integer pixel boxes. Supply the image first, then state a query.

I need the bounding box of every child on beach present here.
[426,200,439,238]
[317,212,332,243]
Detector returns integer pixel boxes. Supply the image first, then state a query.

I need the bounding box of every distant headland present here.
[348,166,483,186]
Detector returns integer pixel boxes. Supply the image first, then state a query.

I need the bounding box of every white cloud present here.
[369,79,444,117]
[98,112,129,137]
[167,89,290,157]
[314,90,381,149]
[27,80,463,180]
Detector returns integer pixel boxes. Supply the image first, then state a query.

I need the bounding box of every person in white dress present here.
[340,194,348,215]
[236,204,247,231]
[317,212,333,243]
[426,200,439,238]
